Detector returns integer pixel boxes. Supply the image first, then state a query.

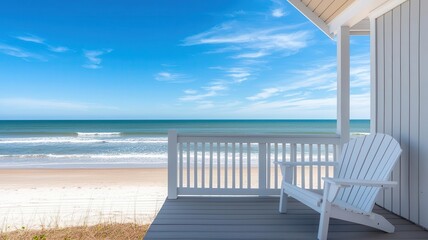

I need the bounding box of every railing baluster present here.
[317,144,321,189]
[291,143,297,185]
[301,144,305,189]
[309,144,313,190]
[325,144,329,179]
[225,143,228,188]
[274,143,278,189]
[266,143,271,189]
[333,144,337,176]
[202,142,205,188]
[239,143,243,189]
[282,143,286,162]
[179,142,183,188]
[194,142,198,188]
[258,143,267,192]
[187,142,190,188]
[247,143,251,189]
[217,142,221,188]
[209,142,213,189]
[171,133,341,196]
[232,143,236,189]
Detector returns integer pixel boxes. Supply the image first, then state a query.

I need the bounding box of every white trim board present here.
[287,0,333,39]
[369,0,408,20]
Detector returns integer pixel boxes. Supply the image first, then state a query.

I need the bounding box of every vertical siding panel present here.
[383,11,393,211]
[392,6,401,215]
[400,0,410,220]
[409,0,420,224]
[419,0,428,228]
[376,16,385,207]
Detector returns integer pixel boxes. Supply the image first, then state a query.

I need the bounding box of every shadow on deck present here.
[145,197,428,239]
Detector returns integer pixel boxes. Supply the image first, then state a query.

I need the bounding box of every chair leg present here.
[367,213,395,233]
[317,200,332,240]
[279,187,288,213]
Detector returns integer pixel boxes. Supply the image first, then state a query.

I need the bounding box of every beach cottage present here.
[146,0,428,239]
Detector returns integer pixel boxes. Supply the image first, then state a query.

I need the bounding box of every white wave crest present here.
[76,132,121,137]
[0,153,166,159]
[0,137,167,144]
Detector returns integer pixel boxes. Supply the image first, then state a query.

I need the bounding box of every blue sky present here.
[0,0,370,120]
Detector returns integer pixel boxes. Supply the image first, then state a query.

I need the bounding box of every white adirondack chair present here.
[276,133,402,240]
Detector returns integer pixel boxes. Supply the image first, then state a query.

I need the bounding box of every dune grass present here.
[0,223,149,240]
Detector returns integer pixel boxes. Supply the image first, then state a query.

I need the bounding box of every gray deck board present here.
[145,197,428,239]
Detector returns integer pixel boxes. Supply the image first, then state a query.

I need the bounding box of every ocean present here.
[0,120,369,168]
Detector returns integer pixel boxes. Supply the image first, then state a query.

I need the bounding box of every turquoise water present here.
[0,120,369,168]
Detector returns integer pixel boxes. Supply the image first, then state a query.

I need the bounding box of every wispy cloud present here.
[48,46,69,53]
[184,89,197,95]
[247,88,280,101]
[155,71,191,83]
[240,54,371,118]
[0,43,46,61]
[179,81,228,102]
[271,0,287,18]
[272,8,286,18]
[83,49,112,69]
[16,35,44,44]
[211,66,253,83]
[0,98,117,112]
[182,21,311,59]
[16,34,69,53]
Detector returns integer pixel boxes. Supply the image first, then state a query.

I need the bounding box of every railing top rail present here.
[173,132,341,144]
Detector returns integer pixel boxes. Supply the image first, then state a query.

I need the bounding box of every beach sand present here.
[0,166,333,232]
[0,168,167,232]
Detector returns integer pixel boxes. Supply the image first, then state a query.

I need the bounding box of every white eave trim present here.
[368,0,407,20]
[288,0,333,39]
[329,0,389,36]
[350,18,370,35]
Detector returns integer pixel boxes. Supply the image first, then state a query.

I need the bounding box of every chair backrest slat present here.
[335,134,402,213]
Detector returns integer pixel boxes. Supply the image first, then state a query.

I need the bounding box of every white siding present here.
[373,0,428,228]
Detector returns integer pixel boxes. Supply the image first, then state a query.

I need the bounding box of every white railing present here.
[167,130,341,199]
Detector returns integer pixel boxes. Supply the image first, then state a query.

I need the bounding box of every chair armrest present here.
[274,161,338,167]
[322,178,397,203]
[323,177,398,188]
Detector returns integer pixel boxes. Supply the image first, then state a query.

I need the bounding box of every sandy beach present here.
[0,168,167,232]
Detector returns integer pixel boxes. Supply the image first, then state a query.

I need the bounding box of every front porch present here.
[145,197,428,239]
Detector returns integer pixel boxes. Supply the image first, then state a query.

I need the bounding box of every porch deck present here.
[145,197,428,240]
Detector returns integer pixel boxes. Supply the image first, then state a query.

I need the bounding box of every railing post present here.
[168,130,178,199]
[258,142,267,195]
[291,143,297,185]
[336,25,350,153]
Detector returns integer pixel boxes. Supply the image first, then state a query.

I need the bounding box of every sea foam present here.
[76,132,121,137]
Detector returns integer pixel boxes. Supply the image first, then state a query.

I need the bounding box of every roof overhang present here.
[288,0,407,39]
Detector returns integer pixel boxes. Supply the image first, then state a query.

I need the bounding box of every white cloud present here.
[227,68,251,83]
[179,81,228,102]
[182,21,311,59]
[211,67,252,83]
[0,43,46,61]
[16,34,69,53]
[16,35,44,44]
[247,88,280,101]
[0,98,117,112]
[239,54,371,119]
[184,89,197,94]
[83,49,112,69]
[155,71,191,83]
[179,91,217,102]
[233,51,268,59]
[272,8,285,18]
[48,46,69,53]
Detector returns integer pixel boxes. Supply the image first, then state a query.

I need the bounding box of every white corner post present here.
[337,26,351,148]
[168,130,178,199]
